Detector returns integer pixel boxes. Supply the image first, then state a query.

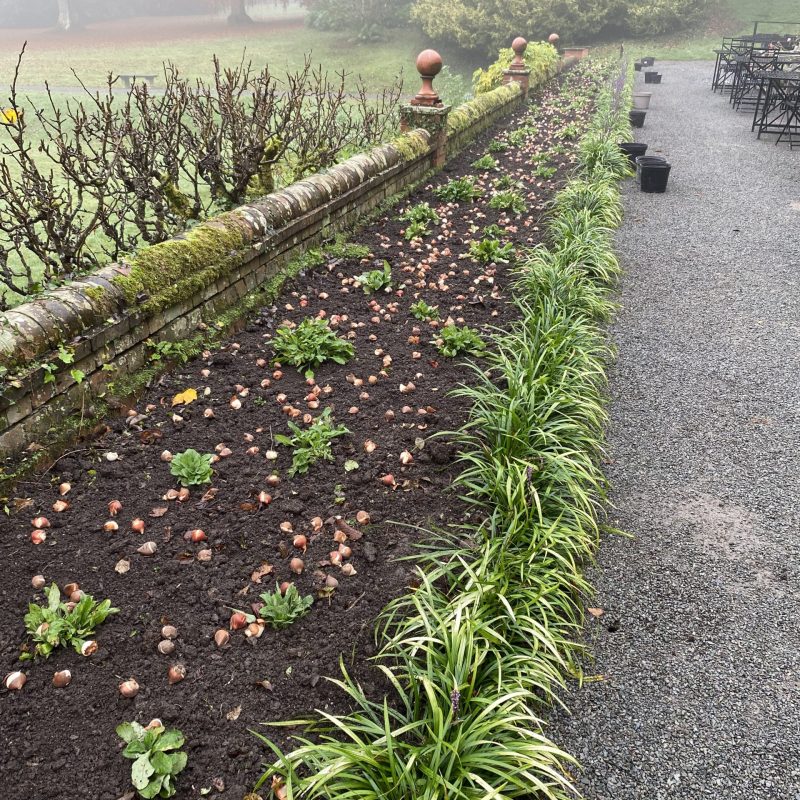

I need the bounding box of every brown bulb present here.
[214,629,230,648]
[4,671,26,691]
[167,664,186,685]
[119,678,139,698]
[53,670,72,688]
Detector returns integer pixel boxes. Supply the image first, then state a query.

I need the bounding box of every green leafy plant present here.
[146,339,192,365]
[404,221,429,240]
[433,177,482,203]
[489,190,527,214]
[256,584,314,628]
[482,223,506,239]
[410,300,440,321]
[272,318,354,379]
[116,721,187,799]
[530,153,549,166]
[435,325,487,358]
[276,408,349,477]
[471,154,498,170]
[170,449,214,487]
[487,139,508,153]
[357,261,393,294]
[492,174,518,191]
[400,203,440,240]
[22,583,118,660]
[507,129,527,147]
[469,238,514,264]
[400,202,440,226]
[534,165,558,179]
[558,123,581,141]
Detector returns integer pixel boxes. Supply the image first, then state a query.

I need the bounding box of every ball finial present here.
[548,32,560,44]
[512,36,528,56]
[416,49,443,78]
[412,49,444,107]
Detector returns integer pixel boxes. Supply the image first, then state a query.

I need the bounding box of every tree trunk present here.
[56,0,80,31]
[227,0,253,25]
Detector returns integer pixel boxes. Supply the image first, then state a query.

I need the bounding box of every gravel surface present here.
[549,60,800,799]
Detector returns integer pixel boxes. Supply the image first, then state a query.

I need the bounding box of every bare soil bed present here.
[0,72,595,800]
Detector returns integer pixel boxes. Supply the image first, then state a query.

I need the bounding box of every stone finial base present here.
[400,104,451,167]
[503,67,531,99]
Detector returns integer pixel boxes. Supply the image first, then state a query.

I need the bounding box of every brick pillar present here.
[399,49,451,168]
[503,37,532,99]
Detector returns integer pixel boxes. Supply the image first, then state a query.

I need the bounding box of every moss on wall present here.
[113,216,251,316]
[388,130,431,162]
[448,83,522,136]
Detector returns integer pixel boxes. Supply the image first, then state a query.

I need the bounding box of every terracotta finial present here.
[548,32,560,44]
[412,49,443,107]
[510,37,528,69]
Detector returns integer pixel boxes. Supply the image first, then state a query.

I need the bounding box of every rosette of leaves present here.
[22,583,118,660]
[170,449,214,487]
[257,584,314,628]
[272,317,355,379]
[116,722,187,799]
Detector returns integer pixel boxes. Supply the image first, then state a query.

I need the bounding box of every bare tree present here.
[227,0,253,25]
[56,0,78,31]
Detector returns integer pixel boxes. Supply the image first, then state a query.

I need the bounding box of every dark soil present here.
[0,73,594,800]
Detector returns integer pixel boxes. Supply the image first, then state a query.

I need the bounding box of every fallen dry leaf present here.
[251,563,273,583]
[115,559,130,575]
[172,388,198,407]
[226,705,242,721]
[149,507,169,518]
[588,608,605,618]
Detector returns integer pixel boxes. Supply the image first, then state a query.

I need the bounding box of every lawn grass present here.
[0,25,467,92]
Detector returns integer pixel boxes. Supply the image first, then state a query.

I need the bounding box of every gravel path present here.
[550,60,800,799]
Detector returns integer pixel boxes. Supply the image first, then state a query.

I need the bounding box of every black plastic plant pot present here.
[629,110,646,128]
[634,61,643,71]
[642,56,656,66]
[639,162,671,193]
[635,155,668,184]
[644,71,662,84]
[619,142,648,167]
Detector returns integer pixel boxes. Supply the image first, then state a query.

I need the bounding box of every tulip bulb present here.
[293,534,307,552]
[104,520,119,532]
[230,612,248,631]
[31,575,46,590]
[290,557,305,574]
[168,664,186,685]
[53,670,72,688]
[161,625,178,640]
[32,516,50,529]
[161,450,173,463]
[58,482,71,496]
[4,671,26,691]
[31,530,47,545]
[356,510,370,525]
[119,678,139,698]
[108,500,123,516]
[158,640,176,655]
[214,629,230,648]
[131,519,145,533]
[137,541,158,556]
[52,500,69,513]
[81,640,98,656]
[63,582,79,596]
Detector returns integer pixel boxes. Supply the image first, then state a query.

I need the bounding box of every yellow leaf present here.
[588,607,605,618]
[172,388,198,407]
